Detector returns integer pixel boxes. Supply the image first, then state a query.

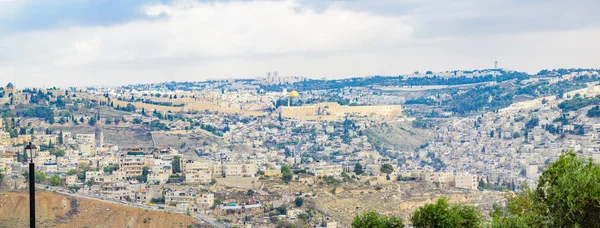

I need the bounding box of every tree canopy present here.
[492,151,600,227]
[281,164,292,184]
[354,163,363,175]
[352,210,403,228]
[411,197,481,228]
[380,164,394,174]
[50,174,62,186]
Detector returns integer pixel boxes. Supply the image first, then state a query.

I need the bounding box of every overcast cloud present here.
[0,0,599,87]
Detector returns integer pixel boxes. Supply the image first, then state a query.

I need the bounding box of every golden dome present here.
[289,90,299,97]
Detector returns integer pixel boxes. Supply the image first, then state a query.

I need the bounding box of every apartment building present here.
[182,159,212,173]
[101,182,131,200]
[185,170,211,184]
[148,172,170,185]
[455,173,478,190]
[76,134,96,145]
[165,188,197,205]
[213,162,256,177]
[306,162,343,177]
[197,193,214,209]
[66,175,78,186]
[412,170,456,188]
[120,156,144,178]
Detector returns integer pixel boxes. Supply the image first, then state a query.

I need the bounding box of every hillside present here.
[0,191,201,228]
[312,181,504,226]
[366,121,434,152]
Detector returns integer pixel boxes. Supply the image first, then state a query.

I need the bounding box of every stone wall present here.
[278,102,402,120]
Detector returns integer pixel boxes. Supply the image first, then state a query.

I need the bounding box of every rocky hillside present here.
[366,121,434,152]
[0,191,200,228]
[313,182,504,226]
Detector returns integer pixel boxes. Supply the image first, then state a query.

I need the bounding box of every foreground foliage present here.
[492,151,600,227]
[352,151,600,227]
[352,211,403,228]
[411,197,482,228]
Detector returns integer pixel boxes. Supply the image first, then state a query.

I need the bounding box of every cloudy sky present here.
[0,0,599,87]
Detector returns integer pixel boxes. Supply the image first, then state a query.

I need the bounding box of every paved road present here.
[36,184,227,228]
[191,213,227,228]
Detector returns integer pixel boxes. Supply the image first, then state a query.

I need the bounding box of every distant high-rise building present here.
[266,72,271,77]
[273,71,278,77]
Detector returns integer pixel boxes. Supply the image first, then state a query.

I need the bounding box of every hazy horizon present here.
[1,0,599,87]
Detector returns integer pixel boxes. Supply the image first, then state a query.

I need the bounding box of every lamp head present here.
[25,142,37,161]
[25,142,37,150]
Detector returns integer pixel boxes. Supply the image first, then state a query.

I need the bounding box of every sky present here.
[0,0,599,87]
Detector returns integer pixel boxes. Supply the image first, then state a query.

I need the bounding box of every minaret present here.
[99,131,104,148]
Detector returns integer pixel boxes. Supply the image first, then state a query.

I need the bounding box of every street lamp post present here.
[25,142,37,228]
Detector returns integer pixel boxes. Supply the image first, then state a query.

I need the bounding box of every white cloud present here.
[0,0,598,87]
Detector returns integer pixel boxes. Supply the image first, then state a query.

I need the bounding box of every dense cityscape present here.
[1,68,600,227]
[1,0,600,227]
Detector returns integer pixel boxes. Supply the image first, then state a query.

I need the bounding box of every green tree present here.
[49,148,65,157]
[135,166,149,183]
[354,163,364,175]
[58,130,63,144]
[295,197,304,207]
[212,198,222,209]
[50,174,61,186]
[281,164,292,184]
[276,205,287,215]
[87,117,97,126]
[172,156,182,173]
[67,169,77,175]
[352,210,403,228]
[103,165,119,174]
[493,151,600,227]
[380,164,394,175]
[411,197,481,228]
[34,171,46,184]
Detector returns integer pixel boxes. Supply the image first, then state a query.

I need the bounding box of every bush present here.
[352,210,403,228]
[411,197,481,228]
[50,174,61,186]
[151,197,165,204]
[276,205,287,215]
[295,197,304,207]
[380,164,394,174]
[281,164,293,184]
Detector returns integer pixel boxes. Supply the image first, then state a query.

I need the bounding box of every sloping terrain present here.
[0,191,200,228]
[313,182,504,226]
[366,121,434,151]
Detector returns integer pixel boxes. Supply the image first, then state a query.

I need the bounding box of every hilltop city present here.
[1,68,600,227]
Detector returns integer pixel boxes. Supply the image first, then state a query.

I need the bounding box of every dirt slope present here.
[366,121,433,151]
[0,191,199,228]
[313,182,505,226]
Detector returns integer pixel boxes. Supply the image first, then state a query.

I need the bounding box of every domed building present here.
[289,90,299,98]
[5,82,14,97]
[288,90,299,106]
